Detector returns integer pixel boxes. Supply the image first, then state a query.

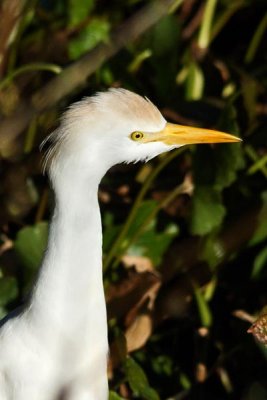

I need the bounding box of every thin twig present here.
[0,0,27,77]
[0,0,183,156]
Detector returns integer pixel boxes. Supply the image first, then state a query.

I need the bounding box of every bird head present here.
[44,88,241,181]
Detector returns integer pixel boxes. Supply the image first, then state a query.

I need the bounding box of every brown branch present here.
[182,2,204,40]
[0,0,26,77]
[0,0,181,157]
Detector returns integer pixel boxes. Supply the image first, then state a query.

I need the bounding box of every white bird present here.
[0,88,240,400]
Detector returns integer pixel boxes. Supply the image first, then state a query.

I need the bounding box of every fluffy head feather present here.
[42,88,167,177]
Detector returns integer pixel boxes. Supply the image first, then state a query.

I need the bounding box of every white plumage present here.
[0,89,240,400]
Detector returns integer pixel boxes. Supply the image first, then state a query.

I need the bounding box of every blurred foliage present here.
[14,222,48,271]
[125,357,160,400]
[68,18,110,60]
[0,0,267,398]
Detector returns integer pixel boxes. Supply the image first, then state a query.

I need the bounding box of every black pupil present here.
[135,133,141,138]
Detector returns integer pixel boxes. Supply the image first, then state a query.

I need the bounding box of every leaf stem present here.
[103,148,185,271]
[245,12,267,64]
[245,145,267,178]
[0,63,62,91]
[248,154,267,176]
[198,0,218,49]
[24,117,37,153]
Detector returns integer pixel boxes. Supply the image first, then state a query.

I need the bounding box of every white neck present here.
[32,174,103,313]
[29,163,109,391]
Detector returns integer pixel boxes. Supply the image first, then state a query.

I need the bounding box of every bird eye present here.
[131,131,144,141]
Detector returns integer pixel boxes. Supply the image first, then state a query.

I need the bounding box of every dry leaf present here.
[122,254,154,273]
[247,314,267,345]
[107,271,161,321]
[232,309,255,323]
[124,279,161,352]
[125,313,152,353]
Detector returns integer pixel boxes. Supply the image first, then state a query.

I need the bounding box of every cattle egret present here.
[0,88,240,400]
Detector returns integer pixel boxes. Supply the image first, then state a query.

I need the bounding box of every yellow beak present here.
[147,122,241,146]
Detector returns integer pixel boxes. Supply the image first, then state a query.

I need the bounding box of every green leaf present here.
[68,18,110,60]
[109,391,125,400]
[193,103,244,191]
[121,200,178,265]
[128,222,178,265]
[245,12,267,65]
[200,234,226,270]
[213,143,244,190]
[151,15,181,57]
[125,357,160,400]
[194,285,213,327]
[190,186,226,236]
[241,76,259,125]
[0,277,18,307]
[14,222,48,270]
[0,307,8,319]
[103,224,121,254]
[213,103,244,189]
[151,355,173,376]
[144,15,181,98]
[104,200,178,266]
[251,247,267,279]
[126,200,158,240]
[128,49,152,74]
[185,61,204,101]
[68,0,95,27]
[249,192,267,246]
[98,66,114,86]
[217,101,240,136]
[179,372,191,390]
